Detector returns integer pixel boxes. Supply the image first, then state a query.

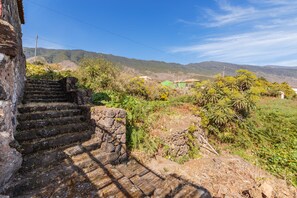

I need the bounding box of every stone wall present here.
[163,128,202,160]
[0,0,25,189]
[59,77,92,105]
[82,106,128,164]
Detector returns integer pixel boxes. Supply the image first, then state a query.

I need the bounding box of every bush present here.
[26,63,71,80]
[124,78,149,99]
[195,70,260,140]
[74,58,120,91]
[257,78,296,99]
[124,77,172,101]
[73,58,176,101]
[92,92,111,105]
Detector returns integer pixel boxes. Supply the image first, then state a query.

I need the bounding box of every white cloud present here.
[172,0,297,66]
[171,30,297,66]
[201,0,297,27]
[202,1,257,27]
[251,0,297,6]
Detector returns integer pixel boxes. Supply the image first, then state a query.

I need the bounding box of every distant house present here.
[174,81,187,88]
[161,80,176,88]
[183,79,201,83]
[292,88,297,94]
[162,79,200,89]
[175,79,200,88]
[139,76,152,81]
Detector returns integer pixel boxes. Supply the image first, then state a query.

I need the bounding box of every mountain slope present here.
[23,47,297,86]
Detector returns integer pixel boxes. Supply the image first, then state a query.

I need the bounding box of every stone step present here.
[20,130,93,155]
[24,150,114,179]
[26,79,61,85]
[17,115,85,131]
[24,92,66,98]
[18,103,78,114]
[15,122,88,142]
[23,98,69,103]
[39,163,126,197]
[25,83,62,88]
[24,90,65,95]
[12,173,100,198]
[25,83,62,89]
[70,149,119,169]
[17,109,81,122]
[23,95,67,101]
[23,96,67,102]
[5,151,121,197]
[25,87,63,92]
[4,161,78,197]
[20,136,102,173]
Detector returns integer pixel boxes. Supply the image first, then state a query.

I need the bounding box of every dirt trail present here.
[138,154,297,198]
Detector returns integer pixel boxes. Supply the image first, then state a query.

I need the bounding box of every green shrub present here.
[26,63,71,80]
[74,58,120,91]
[258,78,296,99]
[195,70,260,139]
[195,70,297,185]
[92,92,111,105]
[125,78,149,99]
[124,77,172,101]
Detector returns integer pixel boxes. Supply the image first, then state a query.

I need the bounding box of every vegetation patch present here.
[241,98,297,186]
[26,57,297,186]
[26,63,71,80]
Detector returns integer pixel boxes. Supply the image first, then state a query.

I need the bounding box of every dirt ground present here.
[132,152,297,198]
[149,103,200,139]
[139,104,297,197]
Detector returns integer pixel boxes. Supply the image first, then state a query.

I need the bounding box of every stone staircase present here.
[23,79,68,103]
[1,79,211,198]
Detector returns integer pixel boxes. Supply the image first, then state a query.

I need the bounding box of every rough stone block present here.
[0,140,22,189]
[105,143,115,152]
[105,110,116,118]
[89,106,128,163]
[0,20,17,57]
[120,135,126,143]
[0,85,7,100]
[101,118,114,128]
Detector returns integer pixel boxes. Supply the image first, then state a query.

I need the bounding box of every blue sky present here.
[23,0,297,66]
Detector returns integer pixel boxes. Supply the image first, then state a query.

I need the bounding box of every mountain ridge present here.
[23,47,297,86]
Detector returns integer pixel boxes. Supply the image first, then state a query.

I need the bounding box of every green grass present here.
[231,98,297,186]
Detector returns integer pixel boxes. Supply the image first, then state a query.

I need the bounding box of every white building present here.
[139,76,152,81]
